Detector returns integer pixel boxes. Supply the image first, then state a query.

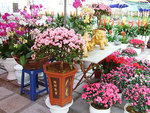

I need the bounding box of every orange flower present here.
[145,22,148,28]
[109,30,112,35]
[70,11,72,16]
[138,20,140,29]
[118,20,120,26]
[104,19,106,27]
[61,12,64,18]
[130,21,133,29]
[45,11,47,16]
[121,31,125,40]
[101,18,103,26]
[51,11,53,17]
[141,20,143,26]
[73,11,76,18]
[111,20,114,28]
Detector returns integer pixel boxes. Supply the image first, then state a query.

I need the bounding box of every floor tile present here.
[0,94,31,113]
[20,103,50,113]
[0,87,13,100]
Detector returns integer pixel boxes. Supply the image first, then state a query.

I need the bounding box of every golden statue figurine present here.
[90,28,109,50]
[83,32,93,57]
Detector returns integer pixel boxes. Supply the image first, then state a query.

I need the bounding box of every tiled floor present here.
[0,45,149,113]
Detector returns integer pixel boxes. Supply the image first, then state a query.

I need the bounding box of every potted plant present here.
[7,4,52,69]
[0,13,19,80]
[121,48,137,57]
[123,84,150,113]
[129,39,145,48]
[32,27,85,107]
[82,82,122,113]
[92,3,111,29]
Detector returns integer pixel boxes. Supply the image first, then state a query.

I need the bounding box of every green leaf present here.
[20,55,27,66]
[26,52,33,59]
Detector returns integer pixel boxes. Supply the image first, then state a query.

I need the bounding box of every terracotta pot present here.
[13,55,49,70]
[43,61,78,107]
[94,69,101,79]
[89,104,110,113]
[140,45,145,52]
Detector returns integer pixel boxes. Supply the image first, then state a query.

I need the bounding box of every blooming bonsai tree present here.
[92,3,112,29]
[31,27,85,71]
[73,0,86,9]
[82,82,121,109]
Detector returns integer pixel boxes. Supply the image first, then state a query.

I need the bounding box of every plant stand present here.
[45,97,73,113]
[43,61,78,107]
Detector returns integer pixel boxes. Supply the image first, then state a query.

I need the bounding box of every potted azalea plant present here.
[121,48,137,57]
[129,39,145,48]
[123,84,150,113]
[32,27,85,107]
[82,82,122,113]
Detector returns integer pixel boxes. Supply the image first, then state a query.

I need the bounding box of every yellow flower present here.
[23,39,27,44]
[144,18,146,25]
[84,15,89,23]
[14,44,18,48]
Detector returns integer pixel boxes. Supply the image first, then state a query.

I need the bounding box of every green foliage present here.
[68,15,95,35]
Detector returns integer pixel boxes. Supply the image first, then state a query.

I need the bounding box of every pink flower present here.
[81,93,87,99]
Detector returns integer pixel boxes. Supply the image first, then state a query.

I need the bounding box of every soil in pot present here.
[91,103,110,110]
[126,106,142,113]
[46,62,74,73]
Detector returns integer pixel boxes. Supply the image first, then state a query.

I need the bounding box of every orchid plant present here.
[82,82,122,109]
[7,4,52,66]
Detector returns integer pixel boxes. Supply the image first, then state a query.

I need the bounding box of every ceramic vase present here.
[89,104,110,113]
[2,58,17,80]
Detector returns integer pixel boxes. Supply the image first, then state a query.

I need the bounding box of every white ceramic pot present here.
[45,97,73,113]
[14,64,30,84]
[89,104,110,113]
[2,58,17,80]
[124,103,131,113]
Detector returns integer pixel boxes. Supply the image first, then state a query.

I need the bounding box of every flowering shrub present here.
[129,39,145,46]
[121,48,137,57]
[123,84,150,113]
[92,3,111,29]
[82,82,121,109]
[101,64,137,92]
[32,27,85,69]
[128,74,150,88]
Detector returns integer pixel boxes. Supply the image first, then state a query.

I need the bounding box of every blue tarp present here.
[138,7,150,11]
[109,4,128,8]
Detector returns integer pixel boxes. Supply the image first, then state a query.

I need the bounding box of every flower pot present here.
[43,61,78,107]
[147,38,150,48]
[94,69,101,79]
[14,64,29,84]
[89,104,110,113]
[140,45,145,52]
[2,58,18,80]
[133,44,140,48]
[124,103,131,113]
[13,55,49,70]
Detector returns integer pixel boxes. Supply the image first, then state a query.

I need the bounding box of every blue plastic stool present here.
[20,68,49,101]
